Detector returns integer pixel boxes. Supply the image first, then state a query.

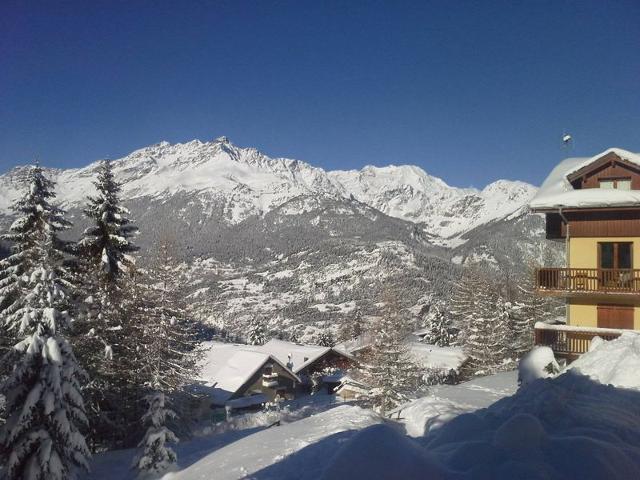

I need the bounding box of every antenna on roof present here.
[561,132,573,153]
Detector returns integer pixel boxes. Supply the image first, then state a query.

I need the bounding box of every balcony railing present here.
[535,268,640,294]
[534,322,626,360]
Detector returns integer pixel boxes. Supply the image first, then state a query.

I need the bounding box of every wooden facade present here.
[298,350,354,378]
[296,350,355,393]
[228,359,298,405]
[568,151,640,190]
[546,209,640,239]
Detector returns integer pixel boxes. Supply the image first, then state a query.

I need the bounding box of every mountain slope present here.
[0,137,551,340]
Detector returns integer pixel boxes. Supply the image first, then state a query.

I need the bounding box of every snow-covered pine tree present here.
[0,166,90,480]
[133,392,178,477]
[73,159,141,450]
[133,238,200,476]
[79,159,138,281]
[459,273,511,376]
[337,308,364,342]
[359,295,424,415]
[509,265,562,359]
[247,318,267,346]
[316,330,336,347]
[421,303,455,347]
[447,268,481,345]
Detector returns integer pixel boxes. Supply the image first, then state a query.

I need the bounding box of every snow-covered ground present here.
[87,334,640,479]
[394,370,517,437]
[85,404,382,480]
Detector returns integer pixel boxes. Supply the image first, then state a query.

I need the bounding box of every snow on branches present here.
[0,166,90,480]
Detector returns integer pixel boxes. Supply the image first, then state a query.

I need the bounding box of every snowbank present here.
[325,370,640,479]
[393,370,517,437]
[319,424,446,480]
[568,332,640,390]
[518,346,560,386]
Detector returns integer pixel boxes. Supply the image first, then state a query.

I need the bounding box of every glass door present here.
[599,242,633,289]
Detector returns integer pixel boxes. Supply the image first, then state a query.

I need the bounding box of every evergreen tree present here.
[247,318,267,346]
[421,303,455,347]
[133,239,200,475]
[133,392,178,477]
[316,330,336,347]
[338,308,364,342]
[509,265,563,359]
[79,159,138,281]
[458,272,511,376]
[73,159,141,450]
[0,166,90,480]
[358,296,424,415]
[447,269,480,345]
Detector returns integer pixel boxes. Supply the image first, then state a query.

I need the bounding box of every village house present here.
[195,342,300,415]
[257,339,355,393]
[194,339,356,418]
[530,148,640,360]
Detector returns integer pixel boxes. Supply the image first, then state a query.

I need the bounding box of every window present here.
[599,178,632,190]
[618,179,632,190]
[599,242,632,269]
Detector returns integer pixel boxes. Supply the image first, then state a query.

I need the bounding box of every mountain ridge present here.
[0,136,536,243]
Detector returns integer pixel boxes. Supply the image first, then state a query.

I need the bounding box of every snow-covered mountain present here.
[0,136,535,243]
[330,165,535,242]
[0,136,553,340]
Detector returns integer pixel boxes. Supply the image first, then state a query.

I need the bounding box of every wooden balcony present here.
[534,322,625,361]
[535,268,640,295]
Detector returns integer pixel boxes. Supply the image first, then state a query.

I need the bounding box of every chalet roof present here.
[258,339,353,374]
[530,148,640,211]
[198,342,300,404]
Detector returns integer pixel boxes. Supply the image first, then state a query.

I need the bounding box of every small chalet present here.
[257,339,355,393]
[196,342,300,413]
[530,148,640,360]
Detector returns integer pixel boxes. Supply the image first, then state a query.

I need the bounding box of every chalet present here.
[257,339,355,393]
[196,342,300,413]
[530,148,640,360]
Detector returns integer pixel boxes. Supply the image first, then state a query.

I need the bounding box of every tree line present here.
[0,161,200,479]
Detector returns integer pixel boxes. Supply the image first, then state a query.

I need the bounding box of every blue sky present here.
[1,1,638,187]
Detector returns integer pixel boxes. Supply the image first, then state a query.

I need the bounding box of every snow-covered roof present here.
[408,342,467,371]
[258,339,352,374]
[530,148,640,210]
[198,342,300,404]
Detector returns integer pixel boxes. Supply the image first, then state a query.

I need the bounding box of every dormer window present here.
[598,178,631,190]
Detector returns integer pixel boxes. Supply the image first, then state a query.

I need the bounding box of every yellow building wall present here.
[567,237,640,330]
[567,299,640,329]
[568,237,640,269]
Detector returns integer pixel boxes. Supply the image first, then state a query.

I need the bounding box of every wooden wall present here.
[570,152,640,190]
[547,210,640,238]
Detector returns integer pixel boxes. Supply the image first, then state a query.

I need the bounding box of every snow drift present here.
[316,335,640,479]
[568,331,640,390]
